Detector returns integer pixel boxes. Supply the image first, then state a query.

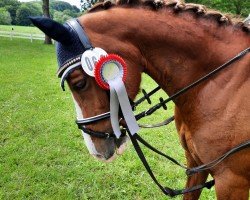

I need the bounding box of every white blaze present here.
[72,96,99,155]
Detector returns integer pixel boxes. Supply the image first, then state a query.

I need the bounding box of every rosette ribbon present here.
[95,54,139,138]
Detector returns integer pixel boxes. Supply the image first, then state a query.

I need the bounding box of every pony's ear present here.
[29,16,72,45]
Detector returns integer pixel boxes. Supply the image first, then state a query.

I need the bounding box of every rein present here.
[58,19,250,197]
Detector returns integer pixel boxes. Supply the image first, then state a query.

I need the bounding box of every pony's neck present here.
[82,7,249,102]
[115,8,248,93]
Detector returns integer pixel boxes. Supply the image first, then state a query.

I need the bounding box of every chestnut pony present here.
[32,1,250,199]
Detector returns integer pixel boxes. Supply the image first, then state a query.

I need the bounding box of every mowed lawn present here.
[0,25,43,34]
[0,37,215,199]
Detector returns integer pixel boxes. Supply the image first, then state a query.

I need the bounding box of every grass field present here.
[0,37,216,199]
[0,25,43,34]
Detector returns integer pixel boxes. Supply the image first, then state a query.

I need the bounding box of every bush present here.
[186,0,250,17]
[53,11,72,24]
[51,1,80,13]
[81,0,98,11]
[16,3,42,26]
[0,0,20,24]
[0,7,12,25]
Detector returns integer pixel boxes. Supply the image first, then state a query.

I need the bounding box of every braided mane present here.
[88,0,250,33]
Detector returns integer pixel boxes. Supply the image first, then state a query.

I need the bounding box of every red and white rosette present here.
[94,54,127,90]
[94,54,139,138]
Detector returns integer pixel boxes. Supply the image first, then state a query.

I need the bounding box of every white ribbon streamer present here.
[110,86,122,138]
[109,78,139,138]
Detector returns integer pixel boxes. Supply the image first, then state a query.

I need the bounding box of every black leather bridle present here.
[57,18,250,197]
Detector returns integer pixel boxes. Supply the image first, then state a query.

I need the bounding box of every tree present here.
[53,10,72,23]
[231,0,250,16]
[42,0,52,44]
[0,7,11,25]
[51,1,80,12]
[186,0,250,17]
[72,5,80,13]
[16,3,42,26]
[81,0,99,11]
[50,1,81,18]
[0,0,20,24]
[63,9,79,18]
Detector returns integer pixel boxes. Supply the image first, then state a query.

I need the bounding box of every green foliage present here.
[50,1,81,22]
[0,0,81,26]
[0,0,20,24]
[53,10,72,24]
[16,3,42,26]
[63,9,79,18]
[81,0,250,16]
[51,0,80,13]
[0,7,11,25]
[0,0,19,7]
[186,0,250,17]
[81,0,99,11]
[50,1,81,23]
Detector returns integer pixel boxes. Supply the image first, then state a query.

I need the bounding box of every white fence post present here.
[30,34,33,43]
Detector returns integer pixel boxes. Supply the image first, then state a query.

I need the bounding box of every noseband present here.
[57,19,250,197]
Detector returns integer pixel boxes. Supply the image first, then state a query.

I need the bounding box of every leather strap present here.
[186,140,250,175]
[135,47,250,122]
[139,116,174,128]
[76,112,110,125]
[133,86,161,107]
[134,132,187,169]
[78,126,127,139]
[66,19,93,50]
[128,131,215,197]
[79,126,115,138]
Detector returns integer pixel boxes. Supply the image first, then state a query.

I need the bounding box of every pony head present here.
[30,16,142,161]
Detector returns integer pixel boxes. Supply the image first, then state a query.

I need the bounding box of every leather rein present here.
[57,19,250,197]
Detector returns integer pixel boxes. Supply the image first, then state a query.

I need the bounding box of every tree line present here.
[81,0,249,17]
[0,0,248,26]
[0,0,81,26]
[185,0,249,17]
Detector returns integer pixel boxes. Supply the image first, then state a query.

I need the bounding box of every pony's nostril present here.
[91,138,117,162]
[93,152,115,160]
[104,149,115,160]
[92,152,116,162]
[93,154,105,160]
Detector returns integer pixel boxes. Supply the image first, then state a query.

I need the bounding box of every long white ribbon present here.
[109,86,121,138]
[109,77,139,138]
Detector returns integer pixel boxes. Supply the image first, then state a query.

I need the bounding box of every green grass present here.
[0,25,43,34]
[0,37,215,199]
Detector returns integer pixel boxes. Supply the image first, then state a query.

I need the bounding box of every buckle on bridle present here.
[105,132,111,138]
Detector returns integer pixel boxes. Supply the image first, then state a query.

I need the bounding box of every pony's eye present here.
[73,79,87,91]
